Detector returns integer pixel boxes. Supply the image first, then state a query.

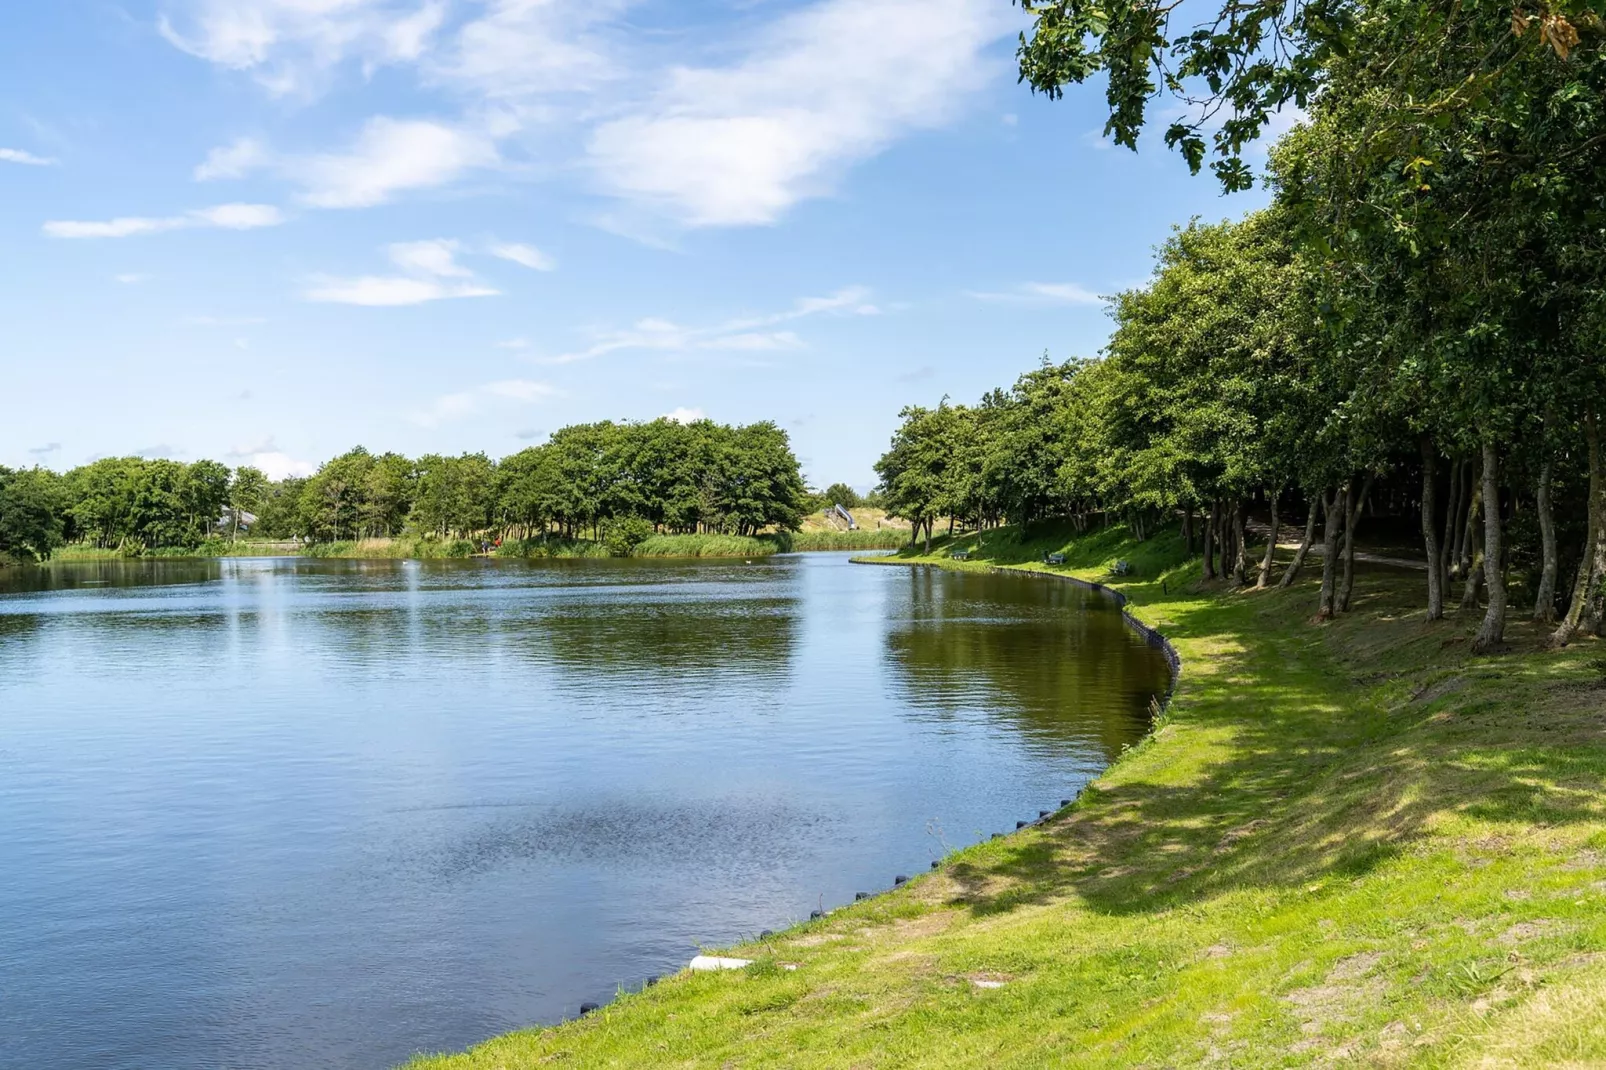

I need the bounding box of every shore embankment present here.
[402,522,1606,1068]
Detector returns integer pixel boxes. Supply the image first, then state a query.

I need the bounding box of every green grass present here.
[402,521,1606,1069]
[788,528,910,551]
[495,536,612,559]
[631,533,784,557]
[302,536,478,559]
[48,538,304,560]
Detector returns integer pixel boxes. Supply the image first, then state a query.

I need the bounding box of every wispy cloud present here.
[489,242,554,271]
[0,147,56,166]
[291,117,497,208]
[413,378,558,427]
[44,203,284,239]
[28,442,62,456]
[195,136,268,180]
[965,281,1108,307]
[540,286,875,364]
[388,238,474,277]
[662,406,707,424]
[159,0,448,97]
[585,0,1012,226]
[161,0,1012,232]
[306,239,500,306]
[306,275,498,306]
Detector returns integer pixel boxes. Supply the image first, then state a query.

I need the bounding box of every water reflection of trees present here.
[503,592,799,684]
[0,559,223,594]
[882,568,1168,761]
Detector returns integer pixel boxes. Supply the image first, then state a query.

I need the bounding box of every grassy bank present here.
[404,522,1606,1069]
[789,529,909,551]
[48,539,303,561]
[632,533,782,557]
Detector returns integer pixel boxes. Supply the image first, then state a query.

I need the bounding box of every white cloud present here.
[195,136,268,180]
[663,407,706,424]
[159,0,448,97]
[193,203,284,228]
[290,117,497,208]
[496,337,531,350]
[586,0,1013,226]
[543,285,874,364]
[306,236,502,305]
[0,147,56,166]
[413,377,558,427]
[432,0,622,101]
[966,281,1108,307]
[489,242,554,271]
[305,275,498,306]
[226,436,317,479]
[387,238,473,277]
[43,203,284,239]
[160,0,1014,232]
[253,451,318,479]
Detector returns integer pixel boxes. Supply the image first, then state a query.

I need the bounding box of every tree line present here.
[880,0,1606,651]
[0,418,811,561]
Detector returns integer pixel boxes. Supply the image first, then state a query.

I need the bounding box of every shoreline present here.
[405,524,1606,1068]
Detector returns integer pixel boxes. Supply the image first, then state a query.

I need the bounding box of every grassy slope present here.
[405,522,1606,1068]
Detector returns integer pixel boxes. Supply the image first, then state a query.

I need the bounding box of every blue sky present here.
[0,0,1267,489]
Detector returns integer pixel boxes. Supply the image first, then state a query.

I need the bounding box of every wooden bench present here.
[1045,552,1066,565]
[951,550,970,560]
[1110,559,1132,576]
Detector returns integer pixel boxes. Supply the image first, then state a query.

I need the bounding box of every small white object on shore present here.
[687,954,798,972]
[688,955,752,971]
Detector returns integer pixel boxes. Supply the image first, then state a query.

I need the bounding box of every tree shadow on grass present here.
[936,563,1606,922]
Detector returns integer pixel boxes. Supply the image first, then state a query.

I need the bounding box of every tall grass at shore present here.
[405,522,1606,1069]
[631,533,783,557]
[788,528,908,551]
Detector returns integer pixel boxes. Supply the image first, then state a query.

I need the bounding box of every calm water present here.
[0,553,1168,1069]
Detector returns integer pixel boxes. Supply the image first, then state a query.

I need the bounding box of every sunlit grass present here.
[401,519,1606,1068]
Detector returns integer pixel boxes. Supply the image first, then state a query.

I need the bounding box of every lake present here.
[0,553,1170,1069]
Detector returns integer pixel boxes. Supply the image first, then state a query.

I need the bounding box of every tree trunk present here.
[1257,486,1282,589]
[1553,405,1606,644]
[1280,496,1320,589]
[1471,441,1507,653]
[1441,458,1461,579]
[1203,499,1219,580]
[1337,477,1371,613]
[1533,457,1558,623]
[923,518,932,555]
[1230,499,1248,585]
[1456,460,1476,577]
[1459,459,1485,611]
[1317,485,1343,619]
[1183,505,1194,554]
[1420,438,1444,621]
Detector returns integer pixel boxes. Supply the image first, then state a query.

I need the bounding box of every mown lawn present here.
[405,525,1606,1068]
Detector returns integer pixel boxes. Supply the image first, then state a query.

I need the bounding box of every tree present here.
[822,482,861,509]
[0,467,66,561]
[228,466,270,539]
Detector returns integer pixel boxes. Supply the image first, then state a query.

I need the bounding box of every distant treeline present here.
[0,418,823,562]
